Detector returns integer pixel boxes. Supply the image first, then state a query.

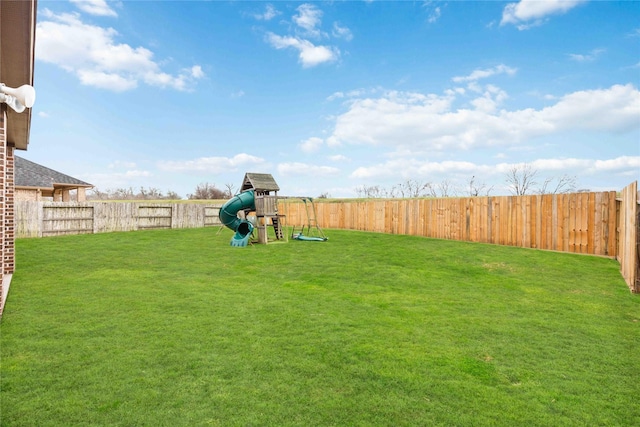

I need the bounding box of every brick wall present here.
[0,111,6,313]
[4,144,15,275]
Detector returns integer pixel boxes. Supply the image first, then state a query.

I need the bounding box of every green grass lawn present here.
[1,228,638,426]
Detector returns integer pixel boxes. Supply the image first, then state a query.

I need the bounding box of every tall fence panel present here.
[204,206,221,227]
[15,201,224,238]
[137,205,172,230]
[42,205,94,236]
[15,200,42,238]
[618,181,639,292]
[93,203,137,233]
[280,191,619,257]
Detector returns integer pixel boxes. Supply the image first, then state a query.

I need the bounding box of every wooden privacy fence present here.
[16,201,223,238]
[15,182,639,292]
[282,192,618,255]
[281,184,639,292]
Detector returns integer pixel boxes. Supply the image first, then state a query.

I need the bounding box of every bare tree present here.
[87,188,108,200]
[355,185,385,198]
[396,179,431,198]
[188,182,226,200]
[87,187,181,200]
[145,187,165,199]
[424,182,438,198]
[467,176,493,197]
[369,185,383,198]
[438,179,456,197]
[114,187,135,199]
[224,183,236,198]
[539,174,577,194]
[388,185,399,198]
[505,164,538,195]
[356,180,445,199]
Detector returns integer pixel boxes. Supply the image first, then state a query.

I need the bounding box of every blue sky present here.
[26,0,639,198]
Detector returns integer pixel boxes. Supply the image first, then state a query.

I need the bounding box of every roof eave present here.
[1,0,37,151]
[52,183,94,189]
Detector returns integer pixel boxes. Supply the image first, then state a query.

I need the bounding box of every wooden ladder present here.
[272,216,284,240]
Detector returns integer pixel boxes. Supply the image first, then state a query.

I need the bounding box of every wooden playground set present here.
[218,173,327,247]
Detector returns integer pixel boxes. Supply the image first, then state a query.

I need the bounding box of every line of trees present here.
[86,165,581,201]
[355,165,580,199]
[87,182,237,201]
[186,182,235,200]
[504,164,578,196]
[87,187,181,201]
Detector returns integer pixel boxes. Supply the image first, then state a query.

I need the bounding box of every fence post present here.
[618,181,638,292]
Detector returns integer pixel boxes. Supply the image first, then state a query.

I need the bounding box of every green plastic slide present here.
[219,190,256,247]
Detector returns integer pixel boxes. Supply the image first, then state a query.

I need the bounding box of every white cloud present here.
[278,162,340,176]
[327,88,381,102]
[38,111,50,118]
[253,4,280,21]
[349,156,639,182]
[501,0,587,29]
[108,160,137,169]
[326,84,640,152]
[265,4,347,68]
[327,91,345,101]
[470,84,508,113]
[538,84,640,133]
[76,69,137,91]
[428,7,441,24]
[36,10,204,92]
[266,33,339,68]
[332,22,353,41]
[528,158,591,171]
[293,4,324,38]
[84,168,151,186]
[496,156,640,176]
[190,65,205,79]
[85,162,153,190]
[158,154,266,173]
[452,64,517,83]
[593,156,640,171]
[422,1,442,24]
[299,137,324,153]
[70,0,118,17]
[328,154,349,162]
[122,169,152,178]
[351,159,488,180]
[568,48,605,62]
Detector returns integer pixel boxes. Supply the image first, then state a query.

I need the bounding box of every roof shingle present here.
[15,156,92,188]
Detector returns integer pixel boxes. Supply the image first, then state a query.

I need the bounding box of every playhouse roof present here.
[240,173,280,192]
